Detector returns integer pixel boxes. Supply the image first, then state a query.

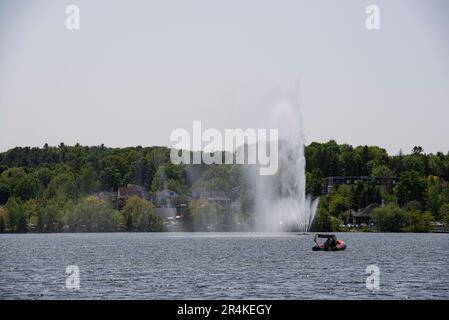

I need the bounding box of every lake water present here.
[0,232,448,299]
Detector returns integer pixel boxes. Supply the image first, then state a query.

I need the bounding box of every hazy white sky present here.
[0,0,448,154]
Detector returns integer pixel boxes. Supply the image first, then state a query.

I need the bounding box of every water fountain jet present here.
[250,92,319,232]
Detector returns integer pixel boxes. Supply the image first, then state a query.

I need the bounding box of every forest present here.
[0,141,448,233]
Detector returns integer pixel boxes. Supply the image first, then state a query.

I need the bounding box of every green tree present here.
[23,198,40,231]
[403,153,425,174]
[402,210,434,233]
[151,162,186,193]
[371,204,408,232]
[79,166,98,195]
[350,181,381,210]
[113,211,127,231]
[394,171,427,206]
[306,169,323,196]
[45,172,78,200]
[39,200,66,232]
[371,165,394,177]
[166,179,182,194]
[310,207,341,232]
[426,176,449,219]
[33,167,53,189]
[0,182,10,205]
[66,196,118,232]
[439,204,449,228]
[189,199,225,231]
[0,167,26,190]
[412,146,424,155]
[99,166,122,191]
[428,153,449,179]
[4,198,27,232]
[311,207,332,231]
[14,174,40,201]
[180,206,194,231]
[403,200,422,212]
[122,196,163,231]
[0,206,6,232]
[328,185,351,216]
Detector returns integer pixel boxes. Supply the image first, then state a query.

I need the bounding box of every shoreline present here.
[1,230,448,234]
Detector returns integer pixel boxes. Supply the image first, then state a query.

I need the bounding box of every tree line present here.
[307,142,449,232]
[0,141,448,232]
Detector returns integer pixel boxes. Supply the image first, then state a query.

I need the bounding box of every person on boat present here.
[324,236,335,249]
[328,236,337,249]
[323,238,330,249]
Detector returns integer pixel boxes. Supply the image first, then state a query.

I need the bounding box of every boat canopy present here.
[316,234,336,238]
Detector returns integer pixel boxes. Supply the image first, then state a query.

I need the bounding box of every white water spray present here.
[251,92,318,232]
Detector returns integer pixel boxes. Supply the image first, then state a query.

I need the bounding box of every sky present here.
[0,0,448,155]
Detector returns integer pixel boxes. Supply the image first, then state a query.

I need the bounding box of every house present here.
[230,200,241,214]
[349,203,380,225]
[117,184,149,200]
[322,176,397,195]
[113,184,149,209]
[152,189,179,207]
[192,188,231,208]
[152,189,188,226]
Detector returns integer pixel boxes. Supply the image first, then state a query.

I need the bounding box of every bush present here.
[439,204,449,229]
[39,200,66,232]
[310,208,342,232]
[0,206,6,232]
[4,198,28,233]
[123,196,163,231]
[401,211,434,233]
[189,199,225,231]
[371,204,408,232]
[67,196,121,232]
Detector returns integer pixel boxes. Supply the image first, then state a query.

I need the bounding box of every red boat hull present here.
[313,240,346,251]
